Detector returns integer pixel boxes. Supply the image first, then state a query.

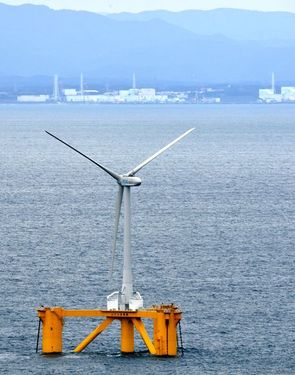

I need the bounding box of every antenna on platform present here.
[45,128,194,310]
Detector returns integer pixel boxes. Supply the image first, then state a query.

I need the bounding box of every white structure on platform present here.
[45,128,194,311]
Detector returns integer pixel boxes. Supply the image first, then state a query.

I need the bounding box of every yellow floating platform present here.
[37,304,182,356]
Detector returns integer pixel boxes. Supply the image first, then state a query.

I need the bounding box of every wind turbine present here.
[45,128,194,310]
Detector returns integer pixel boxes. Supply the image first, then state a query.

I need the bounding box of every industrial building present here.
[15,72,295,105]
[259,73,295,103]
[63,87,168,104]
[281,87,295,102]
[258,89,282,103]
[17,95,50,103]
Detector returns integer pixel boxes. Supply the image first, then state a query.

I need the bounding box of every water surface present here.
[0,104,294,374]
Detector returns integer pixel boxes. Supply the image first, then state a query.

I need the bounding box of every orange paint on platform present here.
[37,304,181,356]
[39,307,63,354]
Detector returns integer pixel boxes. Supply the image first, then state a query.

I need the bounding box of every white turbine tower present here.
[45,128,194,310]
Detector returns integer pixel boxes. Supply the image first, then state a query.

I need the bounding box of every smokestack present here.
[80,73,84,96]
[132,73,136,89]
[272,72,275,93]
[53,74,59,102]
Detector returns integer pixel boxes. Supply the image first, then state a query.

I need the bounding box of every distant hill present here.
[108,9,295,42]
[0,3,294,84]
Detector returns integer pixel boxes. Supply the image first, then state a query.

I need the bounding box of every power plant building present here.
[259,89,282,103]
[63,87,166,103]
[281,87,295,101]
[17,95,50,102]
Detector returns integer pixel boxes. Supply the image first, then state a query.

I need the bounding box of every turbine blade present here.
[126,128,195,176]
[45,131,120,181]
[110,186,124,279]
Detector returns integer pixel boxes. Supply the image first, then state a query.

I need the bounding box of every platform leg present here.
[153,311,167,356]
[121,319,134,353]
[40,307,63,354]
[167,311,177,356]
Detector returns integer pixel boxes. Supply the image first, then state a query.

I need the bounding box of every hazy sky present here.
[2,0,295,13]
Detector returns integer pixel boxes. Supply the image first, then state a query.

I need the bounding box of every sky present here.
[1,0,295,13]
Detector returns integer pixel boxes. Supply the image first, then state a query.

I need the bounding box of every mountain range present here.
[0,3,294,85]
[108,8,295,42]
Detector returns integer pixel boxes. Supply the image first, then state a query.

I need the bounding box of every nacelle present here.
[119,176,142,187]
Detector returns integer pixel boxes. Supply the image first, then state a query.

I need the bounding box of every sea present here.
[0,104,294,374]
